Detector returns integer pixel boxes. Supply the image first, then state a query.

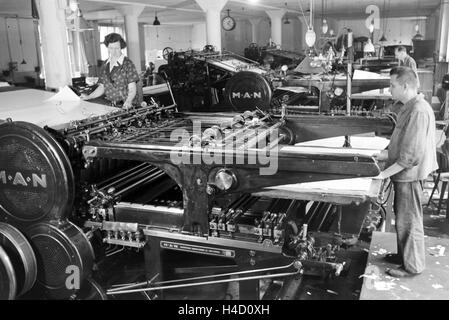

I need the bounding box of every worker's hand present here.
[80,93,89,100]
[123,100,133,110]
[374,149,389,161]
[373,171,387,180]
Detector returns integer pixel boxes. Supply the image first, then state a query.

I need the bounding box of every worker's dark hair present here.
[395,45,407,53]
[390,66,418,88]
[323,41,336,52]
[104,33,126,49]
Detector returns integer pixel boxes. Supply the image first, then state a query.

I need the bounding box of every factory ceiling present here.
[0,0,442,25]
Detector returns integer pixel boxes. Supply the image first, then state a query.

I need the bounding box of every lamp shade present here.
[413,33,423,41]
[363,40,375,53]
[305,27,316,47]
[322,19,328,34]
[153,14,160,25]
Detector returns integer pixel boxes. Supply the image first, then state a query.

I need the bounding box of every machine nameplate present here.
[160,241,235,258]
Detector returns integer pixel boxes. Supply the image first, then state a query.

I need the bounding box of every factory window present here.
[99,25,127,61]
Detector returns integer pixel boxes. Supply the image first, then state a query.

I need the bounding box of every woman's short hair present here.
[104,33,126,49]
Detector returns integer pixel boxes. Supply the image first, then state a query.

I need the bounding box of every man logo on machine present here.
[231,91,262,99]
[169,120,279,175]
[0,170,47,188]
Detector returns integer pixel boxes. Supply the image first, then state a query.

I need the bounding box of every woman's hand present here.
[123,99,133,110]
[80,93,89,100]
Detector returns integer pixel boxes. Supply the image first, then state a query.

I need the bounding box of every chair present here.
[427,150,449,218]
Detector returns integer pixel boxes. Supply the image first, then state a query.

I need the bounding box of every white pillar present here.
[116,4,145,71]
[249,18,262,44]
[138,22,145,69]
[297,15,308,51]
[439,0,449,62]
[91,21,101,69]
[195,0,229,52]
[266,9,286,48]
[36,0,72,90]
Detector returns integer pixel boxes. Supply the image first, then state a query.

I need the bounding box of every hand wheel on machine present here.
[162,47,174,61]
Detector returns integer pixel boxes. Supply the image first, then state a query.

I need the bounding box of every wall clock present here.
[222,9,236,31]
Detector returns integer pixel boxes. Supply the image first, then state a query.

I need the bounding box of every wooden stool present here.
[427,171,449,218]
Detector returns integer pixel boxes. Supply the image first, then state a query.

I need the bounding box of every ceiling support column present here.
[195,0,229,52]
[35,0,72,90]
[116,4,145,71]
[266,9,286,48]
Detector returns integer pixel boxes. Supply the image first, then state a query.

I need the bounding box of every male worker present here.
[395,46,417,73]
[375,66,438,277]
[395,45,420,88]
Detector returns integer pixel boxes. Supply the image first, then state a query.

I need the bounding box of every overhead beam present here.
[230,0,302,14]
[82,0,203,13]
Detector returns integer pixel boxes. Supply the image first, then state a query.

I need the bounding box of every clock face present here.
[222,16,236,31]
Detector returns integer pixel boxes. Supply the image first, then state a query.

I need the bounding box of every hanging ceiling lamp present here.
[305,0,316,47]
[17,17,26,64]
[305,27,316,47]
[321,0,328,34]
[413,2,423,40]
[413,22,423,40]
[322,19,328,34]
[153,11,161,25]
[284,3,290,24]
[363,39,375,53]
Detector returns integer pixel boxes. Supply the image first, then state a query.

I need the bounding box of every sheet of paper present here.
[281,145,381,157]
[265,178,373,192]
[353,69,390,80]
[45,85,80,102]
[295,136,390,150]
[0,88,118,129]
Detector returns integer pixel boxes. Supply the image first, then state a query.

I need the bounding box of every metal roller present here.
[25,220,94,299]
[74,278,107,300]
[0,121,75,226]
[0,245,16,300]
[0,222,37,297]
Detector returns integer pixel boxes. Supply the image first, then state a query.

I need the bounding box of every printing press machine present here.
[160,47,392,118]
[0,82,396,300]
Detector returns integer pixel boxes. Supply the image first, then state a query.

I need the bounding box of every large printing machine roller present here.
[0,101,180,299]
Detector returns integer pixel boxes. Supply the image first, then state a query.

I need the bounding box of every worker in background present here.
[81,33,141,109]
[322,41,336,60]
[395,45,420,88]
[375,66,438,277]
[395,46,417,73]
[262,53,275,70]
